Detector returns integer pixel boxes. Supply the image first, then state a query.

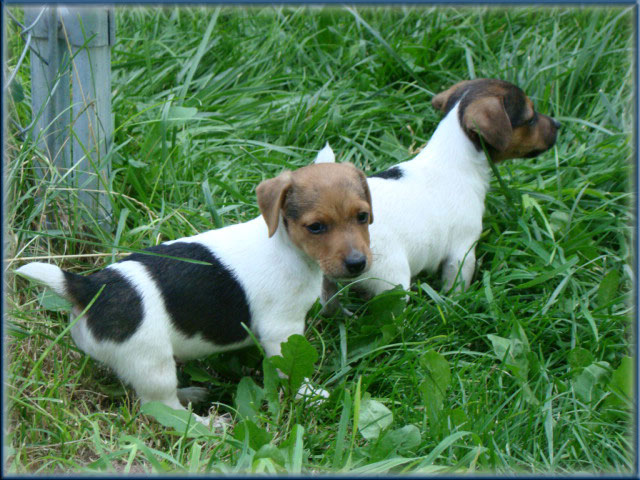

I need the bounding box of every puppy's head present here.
[431,78,560,162]
[256,162,373,280]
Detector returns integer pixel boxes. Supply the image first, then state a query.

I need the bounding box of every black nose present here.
[344,252,367,275]
[552,118,562,130]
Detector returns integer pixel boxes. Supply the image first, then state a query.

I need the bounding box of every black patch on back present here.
[126,242,251,345]
[64,268,143,343]
[369,166,403,180]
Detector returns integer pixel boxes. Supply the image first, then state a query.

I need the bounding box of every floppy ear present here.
[314,142,335,164]
[256,171,292,237]
[431,80,473,112]
[462,96,513,152]
[355,168,373,224]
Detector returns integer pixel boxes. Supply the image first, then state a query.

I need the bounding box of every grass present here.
[4,4,635,474]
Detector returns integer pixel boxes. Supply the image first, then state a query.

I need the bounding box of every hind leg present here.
[71,316,194,416]
[106,347,224,427]
[133,358,225,427]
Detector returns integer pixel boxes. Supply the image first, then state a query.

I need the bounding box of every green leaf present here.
[280,424,305,473]
[572,361,611,403]
[128,159,148,168]
[166,106,199,124]
[37,289,72,312]
[140,402,212,438]
[270,335,317,393]
[418,350,451,413]
[488,334,529,381]
[359,287,406,341]
[254,444,286,467]
[549,210,570,233]
[487,334,512,360]
[188,441,203,472]
[597,269,620,307]
[445,407,470,430]
[358,394,393,441]
[379,424,421,454]
[511,322,531,354]
[364,287,406,324]
[235,377,265,421]
[568,347,594,372]
[183,363,214,383]
[262,357,281,415]
[605,356,633,409]
[234,419,273,451]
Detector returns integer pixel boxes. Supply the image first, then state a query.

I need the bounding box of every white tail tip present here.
[314,142,335,164]
[15,262,67,296]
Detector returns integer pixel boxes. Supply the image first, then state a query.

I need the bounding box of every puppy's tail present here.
[16,262,71,299]
[314,142,335,164]
[17,262,107,312]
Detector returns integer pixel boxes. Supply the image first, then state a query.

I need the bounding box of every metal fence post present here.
[24,6,114,229]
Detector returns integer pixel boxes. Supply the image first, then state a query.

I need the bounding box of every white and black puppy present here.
[321,78,560,309]
[16,156,373,426]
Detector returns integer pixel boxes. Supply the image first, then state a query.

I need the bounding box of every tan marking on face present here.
[462,96,513,152]
[493,112,559,161]
[257,162,373,279]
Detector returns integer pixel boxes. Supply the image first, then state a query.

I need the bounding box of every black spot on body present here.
[64,242,252,346]
[64,268,143,342]
[369,166,404,180]
[126,242,251,345]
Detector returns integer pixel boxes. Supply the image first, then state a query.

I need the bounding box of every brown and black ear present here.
[256,171,292,237]
[431,80,473,112]
[355,168,374,224]
[463,96,513,152]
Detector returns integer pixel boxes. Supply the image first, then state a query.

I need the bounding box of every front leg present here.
[260,324,329,403]
[319,276,342,316]
[320,276,354,317]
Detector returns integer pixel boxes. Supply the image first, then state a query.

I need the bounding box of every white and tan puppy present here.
[321,78,560,309]
[16,155,373,426]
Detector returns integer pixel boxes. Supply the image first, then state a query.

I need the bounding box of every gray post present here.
[25,6,115,229]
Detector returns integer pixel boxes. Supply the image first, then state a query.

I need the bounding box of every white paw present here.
[195,410,233,431]
[296,382,330,406]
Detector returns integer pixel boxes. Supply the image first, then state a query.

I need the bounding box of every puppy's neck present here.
[271,217,322,274]
[410,102,492,200]
[415,102,491,174]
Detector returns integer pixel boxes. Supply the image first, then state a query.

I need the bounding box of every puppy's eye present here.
[356,212,369,224]
[527,116,537,126]
[306,222,327,234]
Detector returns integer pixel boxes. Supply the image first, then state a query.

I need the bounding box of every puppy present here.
[321,78,559,309]
[16,157,373,426]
